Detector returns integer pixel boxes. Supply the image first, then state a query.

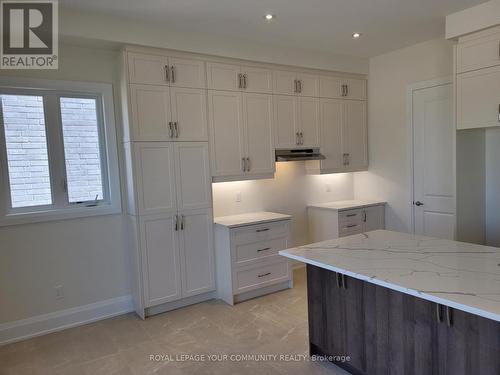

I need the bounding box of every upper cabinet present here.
[456,27,500,74]
[456,26,500,130]
[274,70,319,97]
[319,76,366,100]
[207,62,272,93]
[128,52,206,88]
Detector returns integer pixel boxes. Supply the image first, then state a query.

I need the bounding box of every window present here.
[0,78,121,225]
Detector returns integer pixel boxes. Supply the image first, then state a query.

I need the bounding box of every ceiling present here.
[62,0,487,58]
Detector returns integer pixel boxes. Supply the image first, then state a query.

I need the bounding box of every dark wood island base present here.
[306,264,500,375]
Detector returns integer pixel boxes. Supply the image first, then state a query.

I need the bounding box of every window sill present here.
[0,204,122,227]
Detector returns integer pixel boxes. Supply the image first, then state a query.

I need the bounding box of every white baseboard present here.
[0,295,133,345]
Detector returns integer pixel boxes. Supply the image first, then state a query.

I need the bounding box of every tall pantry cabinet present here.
[121,48,215,318]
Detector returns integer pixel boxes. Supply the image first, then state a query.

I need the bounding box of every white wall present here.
[485,128,500,247]
[213,162,354,246]
[354,38,454,232]
[0,44,131,324]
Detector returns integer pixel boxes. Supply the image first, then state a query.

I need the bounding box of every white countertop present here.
[279,230,500,322]
[214,211,292,228]
[307,199,386,211]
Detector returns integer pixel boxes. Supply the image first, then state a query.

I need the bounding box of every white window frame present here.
[0,77,121,226]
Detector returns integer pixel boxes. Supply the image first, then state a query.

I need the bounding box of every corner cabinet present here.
[208,90,275,182]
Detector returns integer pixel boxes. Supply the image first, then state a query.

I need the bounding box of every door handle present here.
[174,214,178,231]
[246,157,251,172]
[298,80,302,94]
[294,79,298,93]
[414,201,424,206]
[180,215,185,230]
[258,272,271,278]
[336,273,342,288]
[238,73,242,89]
[436,304,443,323]
[257,247,271,252]
[243,74,248,89]
[170,66,176,84]
[363,211,367,222]
[299,132,304,145]
[256,228,269,232]
[164,65,170,82]
[296,132,300,145]
[446,306,453,327]
[168,121,174,138]
[242,157,247,172]
[174,122,179,138]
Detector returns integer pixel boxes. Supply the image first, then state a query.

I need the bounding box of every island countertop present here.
[279,230,500,323]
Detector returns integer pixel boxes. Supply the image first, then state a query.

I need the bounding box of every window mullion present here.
[0,98,12,214]
[44,94,68,209]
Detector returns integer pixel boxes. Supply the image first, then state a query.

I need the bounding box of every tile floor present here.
[0,268,345,375]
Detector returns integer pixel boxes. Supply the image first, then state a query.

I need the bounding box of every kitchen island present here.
[279,230,500,375]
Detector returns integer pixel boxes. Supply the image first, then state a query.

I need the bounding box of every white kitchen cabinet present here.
[207,62,272,93]
[214,212,292,305]
[319,76,367,100]
[129,84,208,141]
[320,76,343,98]
[308,201,386,243]
[179,208,215,297]
[316,98,344,171]
[274,95,319,149]
[208,90,275,181]
[273,70,319,96]
[133,142,211,215]
[456,65,500,130]
[140,214,181,307]
[456,26,500,74]
[343,100,368,170]
[342,78,367,100]
[128,52,206,88]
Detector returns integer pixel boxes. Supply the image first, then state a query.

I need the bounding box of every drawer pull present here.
[256,228,270,233]
[257,247,271,252]
[258,272,271,278]
[346,224,358,228]
[345,213,357,217]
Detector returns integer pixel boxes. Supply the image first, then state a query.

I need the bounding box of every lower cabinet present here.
[140,208,215,308]
[307,265,500,375]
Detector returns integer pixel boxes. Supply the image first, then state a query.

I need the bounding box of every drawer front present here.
[231,220,290,245]
[233,236,287,266]
[233,260,290,294]
[339,221,363,237]
[339,209,362,223]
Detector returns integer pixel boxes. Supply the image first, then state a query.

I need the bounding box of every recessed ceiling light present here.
[352,32,362,39]
[264,14,275,20]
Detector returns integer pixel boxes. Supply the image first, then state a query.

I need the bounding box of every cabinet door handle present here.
[294,79,298,93]
[246,157,251,172]
[345,84,349,97]
[242,157,246,172]
[258,272,271,278]
[446,307,453,327]
[296,132,300,145]
[343,153,349,166]
[346,224,358,228]
[363,211,367,222]
[171,66,176,83]
[180,215,185,230]
[174,214,178,231]
[257,247,271,252]
[174,122,179,138]
[298,80,302,93]
[168,121,174,138]
[164,65,170,82]
[299,132,304,145]
[346,213,357,217]
[436,304,443,323]
[256,228,269,232]
[243,74,248,89]
[341,274,347,289]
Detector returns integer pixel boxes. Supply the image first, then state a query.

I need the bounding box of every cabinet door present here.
[299,97,320,148]
[168,57,206,88]
[207,90,246,177]
[207,62,240,91]
[130,84,172,141]
[274,70,297,95]
[320,76,343,98]
[297,73,319,97]
[343,78,366,100]
[243,93,275,176]
[179,208,215,297]
[170,87,208,141]
[362,205,385,232]
[140,214,181,307]
[274,95,299,148]
[242,66,273,93]
[319,99,343,171]
[134,143,177,215]
[456,65,500,129]
[457,30,500,73]
[128,52,167,85]
[324,271,347,359]
[174,143,212,211]
[343,100,368,171]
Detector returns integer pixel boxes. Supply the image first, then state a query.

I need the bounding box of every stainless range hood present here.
[275,148,326,162]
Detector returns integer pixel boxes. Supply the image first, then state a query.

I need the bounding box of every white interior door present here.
[413,83,455,239]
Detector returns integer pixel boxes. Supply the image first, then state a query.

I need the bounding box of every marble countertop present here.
[279,230,500,322]
[307,199,386,211]
[214,211,292,228]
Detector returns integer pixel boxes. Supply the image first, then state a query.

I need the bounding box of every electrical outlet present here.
[235,191,242,202]
[325,183,332,192]
[54,285,64,300]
